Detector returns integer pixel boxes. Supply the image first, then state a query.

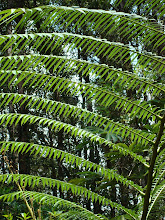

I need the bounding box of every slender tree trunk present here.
[7,0,18,172]
[14,0,30,175]
[49,129,57,196]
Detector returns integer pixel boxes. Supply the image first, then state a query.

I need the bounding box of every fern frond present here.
[114,0,165,19]
[1,33,165,74]
[151,162,165,194]
[0,191,105,220]
[1,39,165,96]
[0,92,156,145]
[1,6,164,50]
[0,69,161,121]
[0,8,25,26]
[0,4,164,219]
[147,179,165,219]
[0,141,145,194]
[0,174,138,219]
[0,114,149,166]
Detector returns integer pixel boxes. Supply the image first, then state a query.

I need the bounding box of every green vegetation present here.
[0,0,164,219]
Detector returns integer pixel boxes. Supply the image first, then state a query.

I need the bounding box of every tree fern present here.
[0,3,164,220]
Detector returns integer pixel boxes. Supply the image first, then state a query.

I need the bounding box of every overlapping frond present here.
[0,174,138,219]
[0,92,156,145]
[0,69,161,121]
[0,141,144,194]
[0,114,148,167]
[1,36,165,95]
[1,33,165,74]
[0,4,164,219]
[0,191,105,220]
[1,6,164,51]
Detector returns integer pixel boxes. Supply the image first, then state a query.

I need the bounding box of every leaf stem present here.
[141,114,165,220]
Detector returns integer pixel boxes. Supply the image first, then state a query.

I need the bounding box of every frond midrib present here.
[0,49,164,95]
[0,140,145,193]
[0,92,156,145]
[0,113,148,167]
[0,68,161,120]
[1,32,165,67]
[0,173,138,219]
[0,190,104,220]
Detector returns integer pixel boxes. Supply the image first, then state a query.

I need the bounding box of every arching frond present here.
[1,33,165,75]
[2,116,149,173]
[0,174,138,219]
[0,141,145,194]
[0,45,164,96]
[1,6,164,50]
[0,113,148,166]
[0,191,105,220]
[0,69,161,121]
[0,93,156,145]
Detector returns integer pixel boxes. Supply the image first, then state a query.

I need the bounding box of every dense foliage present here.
[0,0,164,219]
